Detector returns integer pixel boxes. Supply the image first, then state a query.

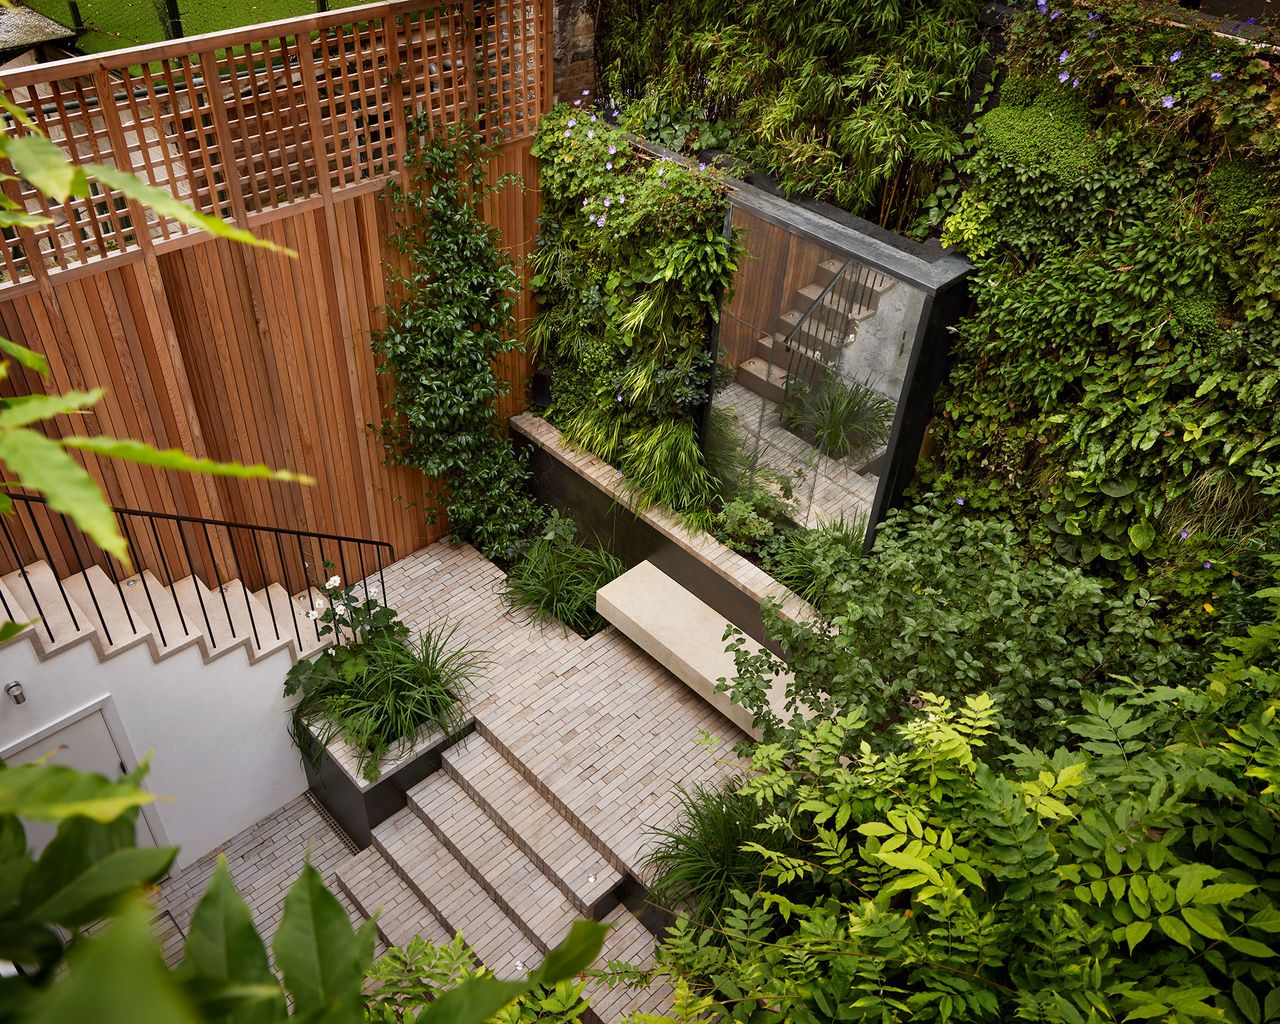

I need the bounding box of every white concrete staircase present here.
[0,558,335,667]
[335,730,674,1023]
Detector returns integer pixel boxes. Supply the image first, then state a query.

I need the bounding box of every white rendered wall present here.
[0,635,305,868]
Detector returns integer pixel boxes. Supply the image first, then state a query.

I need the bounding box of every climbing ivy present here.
[373,118,544,562]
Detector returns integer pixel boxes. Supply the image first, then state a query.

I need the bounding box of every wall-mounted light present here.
[5,682,25,706]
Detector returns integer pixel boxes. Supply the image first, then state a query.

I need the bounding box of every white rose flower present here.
[325,575,342,589]
[333,604,347,617]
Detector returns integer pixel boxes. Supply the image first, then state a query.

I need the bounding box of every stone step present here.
[442,733,621,918]
[735,357,788,404]
[775,307,845,356]
[283,586,334,660]
[596,561,793,741]
[587,904,674,1024]
[119,570,203,659]
[751,333,830,382]
[796,280,877,327]
[170,575,252,663]
[409,772,580,953]
[373,808,541,979]
[814,257,896,296]
[335,846,453,950]
[214,579,293,662]
[2,561,95,658]
[62,564,152,660]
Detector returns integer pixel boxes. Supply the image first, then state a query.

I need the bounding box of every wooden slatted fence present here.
[0,0,550,582]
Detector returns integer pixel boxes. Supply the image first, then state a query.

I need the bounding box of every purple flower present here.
[582,89,591,96]
[573,99,582,107]
[657,165,665,176]
[1060,49,1070,63]
[611,108,619,117]
[616,394,623,402]
[956,496,966,506]
[596,215,606,227]
[1211,71,1223,80]
[1170,50,1182,62]
[1037,0,1047,11]
[1162,95,1176,108]
[1088,29,1096,38]
[1180,529,1189,541]
[603,197,611,207]
[608,144,617,155]
[1051,10,1060,18]
[1087,10,1099,19]
[591,114,597,122]
[619,194,626,203]
[1203,560,1213,569]
[1059,70,1070,83]
[1072,77,1081,87]
[582,197,589,206]
[605,161,613,170]
[563,129,571,137]
[587,129,594,139]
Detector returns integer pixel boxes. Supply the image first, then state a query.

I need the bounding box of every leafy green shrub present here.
[764,514,866,610]
[660,635,1280,1024]
[780,372,895,460]
[373,117,544,563]
[598,0,985,228]
[503,529,624,637]
[284,585,480,781]
[727,503,1186,748]
[531,103,740,521]
[644,782,768,928]
[919,1,1280,614]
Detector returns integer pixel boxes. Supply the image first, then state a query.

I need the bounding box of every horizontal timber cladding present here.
[0,0,550,580]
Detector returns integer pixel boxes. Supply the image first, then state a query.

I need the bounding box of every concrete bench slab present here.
[596,561,792,741]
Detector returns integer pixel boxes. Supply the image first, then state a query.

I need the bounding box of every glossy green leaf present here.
[0,762,153,822]
[0,389,103,429]
[24,845,175,926]
[27,899,193,1024]
[534,919,609,985]
[88,163,294,254]
[60,436,314,485]
[1127,521,1156,552]
[182,856,285,1024]
[272,862,373,1020]
[0,428,126,560]
[6,134,83,204]
[0,337,49,375]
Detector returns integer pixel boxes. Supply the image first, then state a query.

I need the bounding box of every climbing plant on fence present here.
[373,117,545,563]
[530,101,740,522]
[918,0,1280,632]
[595,0,987,229]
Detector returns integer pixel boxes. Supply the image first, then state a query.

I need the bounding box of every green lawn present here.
[26,0,367,54]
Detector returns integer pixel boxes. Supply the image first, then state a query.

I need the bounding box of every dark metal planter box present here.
[302,718,473,849]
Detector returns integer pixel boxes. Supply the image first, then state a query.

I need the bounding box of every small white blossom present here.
[368,583,381,596]
[304,610,320,621]
[325,574,341,589]
[333,603,347,617]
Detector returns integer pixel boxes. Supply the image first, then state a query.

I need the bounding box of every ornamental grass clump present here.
[284,573,481,781]
[503,525,624,637]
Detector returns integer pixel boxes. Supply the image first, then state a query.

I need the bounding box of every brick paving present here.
[152,794,373,966]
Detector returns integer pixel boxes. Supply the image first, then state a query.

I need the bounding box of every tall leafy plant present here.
[373,117,544,563]
[597,0,986,228]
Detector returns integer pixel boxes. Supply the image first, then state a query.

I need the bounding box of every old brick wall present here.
[552,0,596,101]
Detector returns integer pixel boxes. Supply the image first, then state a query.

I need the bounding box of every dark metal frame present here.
[0,493,392,653]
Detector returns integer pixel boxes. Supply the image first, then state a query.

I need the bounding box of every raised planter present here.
[302,716,473,848]
[511,412,814,656]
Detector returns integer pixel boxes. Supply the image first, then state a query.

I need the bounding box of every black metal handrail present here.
[0,493,393,657]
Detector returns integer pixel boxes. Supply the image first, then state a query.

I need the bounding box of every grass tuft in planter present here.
[780,371,894,461]
[284,572,482,782]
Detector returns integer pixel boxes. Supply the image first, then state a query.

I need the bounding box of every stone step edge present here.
[408,775,574,954]
[334,847,452,950]
[441,741,622,919]
[372,813,544,978]
[473,719,632,881]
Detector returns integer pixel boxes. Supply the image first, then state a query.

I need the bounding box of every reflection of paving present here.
[714,381,880,528]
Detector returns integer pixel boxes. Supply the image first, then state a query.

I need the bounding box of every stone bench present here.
[596,561,792,742]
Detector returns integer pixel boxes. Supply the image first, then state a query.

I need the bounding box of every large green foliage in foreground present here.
[922,0,1280,629]
[727,503,1187,749]
[597,0,986,228]
[662,583,1280,1023]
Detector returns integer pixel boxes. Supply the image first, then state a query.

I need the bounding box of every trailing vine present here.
[372,118,544,563]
